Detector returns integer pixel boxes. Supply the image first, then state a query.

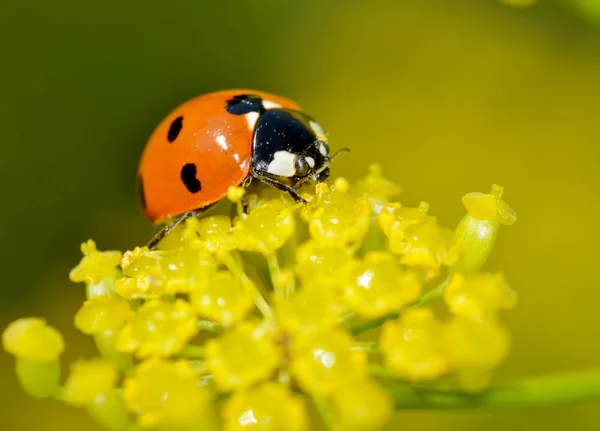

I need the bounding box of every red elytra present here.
[137,89,301,224]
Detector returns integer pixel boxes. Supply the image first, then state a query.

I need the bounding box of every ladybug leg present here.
[251,172,307,204]
[146,209,202,250]
[240,176,254,214]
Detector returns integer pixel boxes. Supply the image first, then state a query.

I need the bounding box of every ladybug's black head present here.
[251,109,332,185]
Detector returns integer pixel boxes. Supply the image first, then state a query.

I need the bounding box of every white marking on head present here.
[310,121,327,140]
[305,156,315,168]
[245,112,260,130]
[319,143,328,156]
[262,100,281,110]
[267,151,297,177]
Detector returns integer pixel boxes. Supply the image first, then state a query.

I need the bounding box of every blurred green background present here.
[2,0,600,429]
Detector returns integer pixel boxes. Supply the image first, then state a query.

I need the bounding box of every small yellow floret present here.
[275,284,345,336]
[303,184,371,246]
[206,322,280,391]
[462,184,516,225]
[444,273,517,320]
[116,299,198,358]
[161,249,217,291]
[332,379,393,431]
[223,382,307,431]
[69,240,122,283]
[116,247,162,299]
[333,177,351,193]
[184,216,238,253]
[227,185,246,203]
[295,240,352,289]
[392,221,461,278]
[123,358,212,428]
[190,270,254,326]
[380,308,448,381]
[120,246,150,272]
[377,201,432,238]
[444,316,510,370]
[63,358,118,407]
[354,164,401,206]
[3,318,64,362]
[234,200,295,255]
[74,295,132,334]
[291,329,367,396]
[343,252,422,318]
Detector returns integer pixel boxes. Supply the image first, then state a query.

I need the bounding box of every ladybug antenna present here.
[329,147,350,162]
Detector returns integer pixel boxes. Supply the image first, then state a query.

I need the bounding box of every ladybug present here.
[137,89,346,248]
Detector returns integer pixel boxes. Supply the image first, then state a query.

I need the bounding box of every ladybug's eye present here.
[294,156,310,177]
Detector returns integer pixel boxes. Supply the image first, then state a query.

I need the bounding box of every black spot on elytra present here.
[167,116,183,142]
[225,94,265,115]
[181,163,202,193]
[136,174,146,210]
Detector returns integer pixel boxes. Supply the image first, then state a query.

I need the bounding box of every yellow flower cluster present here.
[3,166,516,431]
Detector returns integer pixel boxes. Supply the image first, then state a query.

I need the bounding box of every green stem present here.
[266,252,294,296]
[349,277,450,335]
[177,345,206,358]
[378,369,600,409]
[352,342,381,354]
[196,320,223,333]
[410,277,451,307]
[313,397,336,430]
[222,252,273,319]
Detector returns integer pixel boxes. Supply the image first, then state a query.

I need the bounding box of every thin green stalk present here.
[411,277,451,307]
[377,369,600,409]
[349,277,451,335]
[313,397,336,430]
[178,344,206,358]
[222,252,273,319]
[266,252,294,296]
[197,319,223,333]
[352,341,381,354]
[349,312,398,336]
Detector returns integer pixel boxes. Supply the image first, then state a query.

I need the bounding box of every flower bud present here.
[453,185,516,274]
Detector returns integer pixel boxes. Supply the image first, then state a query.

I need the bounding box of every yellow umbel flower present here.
[116,299,198,357]
[74,295,132,334]
[3,318,64,398]
[123,358,213,429]
[69,240,122,284]
[275,284,345,336]
[380,308,448,381]
[377,201,433,239]
[63,358,118,407]
[462,184,517,225]
[332,379,393,431]
[444,272,517,320]
[223,382,307,431]
[444,316,511,370]
[3,318,64,362]
[183,215,238,253]
[394,221,461,279]
[291,328,367,396]
[342,251,422,318]
[206,321,281,391]
[5,167,523,430]
[190,270,254,326]
[303,181,371,246]
[295,240,351,289]
[234,199,295,254]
